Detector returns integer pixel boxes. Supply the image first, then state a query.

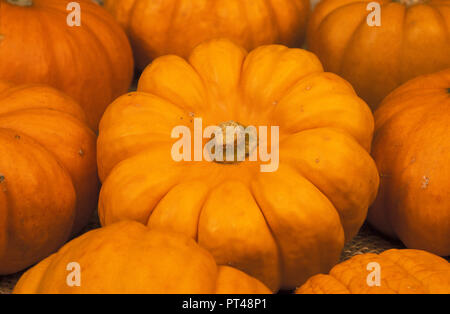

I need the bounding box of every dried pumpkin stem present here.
[210,121,255,164]
[396,0,425,7]
[7,0,33,6]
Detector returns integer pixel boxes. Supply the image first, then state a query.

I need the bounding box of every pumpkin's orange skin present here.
[369,70,450,256]
[104,0,310,70]
[0,0,134,130]
[307,0,450,109]
[13,221,271,294]
[296,249,450,294]
[0,82,98,275]
[97,39,379,291]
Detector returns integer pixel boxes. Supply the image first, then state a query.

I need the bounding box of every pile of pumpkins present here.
[0,0,448,294]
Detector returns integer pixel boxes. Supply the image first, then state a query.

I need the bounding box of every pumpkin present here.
[103,0,310,70]
[0,0,134,130]
[307,0,450,108]
[13,221,271,294]
[369,69,450,256]
[296,249,450,294]
[0,82,98,275]
[97,39,379,291]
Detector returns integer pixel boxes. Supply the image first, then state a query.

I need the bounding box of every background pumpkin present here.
[0,0,134,130]
[13,221,271,294]
[97,39,379,291]
[369,69,450,256]
[296,249,450,294]
[307,0,450,108]
[0,82,98,275]
[103,0,310,70]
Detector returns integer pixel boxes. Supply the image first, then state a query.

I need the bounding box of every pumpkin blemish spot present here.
[0,174,5,183]
[421,176,430,189]
[15,134,20,140]
[79,149,84,156]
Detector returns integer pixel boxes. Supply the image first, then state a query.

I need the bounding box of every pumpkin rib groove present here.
[239,0,254,49]
[68,12,116,102]
[33,4,115,125]
[280,127,378,241]
[194,186,215,243]
[164,0,182,57]
[264,0,282,44]
[196,180,281,291]
[0,85,88,124]
[379,252,430,293]
[430,4,450,39]
[99,145,185,226]
[281,152,345,227]
[311,2,365,69]
[247,188,284,289]
[137,56,210,113]
[335,5,373,75]
[267,48,324,106]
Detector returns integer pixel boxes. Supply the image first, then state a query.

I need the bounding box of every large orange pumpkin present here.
[97,39,379,291]
[103,0,310,70]
[307,0,450,108]
[0,82,98,275]
[296,249,450,294]
[0,0,134,130]
[13,221,271,294]
[369,69,450,256]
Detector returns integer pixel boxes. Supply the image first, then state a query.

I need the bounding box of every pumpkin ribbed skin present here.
[13,221,271,294]
[97,39,379,291]
[296,249,450,294]
[0,82,98,275]
[369,69,450,256]
[0,0,134,130]
[104,0,310,69]
[307,0,450,108]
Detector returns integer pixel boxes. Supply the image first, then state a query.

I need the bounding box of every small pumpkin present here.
[97,39,379,291]
[296,249,450,294]
[0,0,134,130]
[369,69,450,256]
[307,0,450,108]
[103,0,310,70]
[13,221,271,294]
[0,82,98,275]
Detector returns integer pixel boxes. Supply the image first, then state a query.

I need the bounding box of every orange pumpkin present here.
[307,0,450,108]
[0,82,98,275]
[13,221,271,294]
[296,249,450,294]
[104,0,310,70]
[97,39,379,291]
[0,0,134,130]
[369,69,450,256]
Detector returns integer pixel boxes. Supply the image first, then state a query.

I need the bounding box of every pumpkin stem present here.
[6,0,33,6]
[209,121,256,164]
[396,0,425,6]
